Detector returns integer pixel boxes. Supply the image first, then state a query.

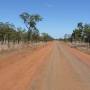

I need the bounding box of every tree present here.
[0,22,16,46]
[20,12,42,42]
[71,22,90,47]
[77,22,83,30]
[71,22,84,43]
[41,33,54,41]
[32,28,40,42]
[83,24,90,46]
[0,22,28,47]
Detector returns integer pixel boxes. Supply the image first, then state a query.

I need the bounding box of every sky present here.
[0,0,90,38]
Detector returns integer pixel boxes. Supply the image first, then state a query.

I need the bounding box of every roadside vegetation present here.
[0,12,53,52]
[64,22,90,46]
[71,22,90,46]
[64,22,90,54]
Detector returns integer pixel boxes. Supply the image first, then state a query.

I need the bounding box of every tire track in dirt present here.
[29,41,90,90]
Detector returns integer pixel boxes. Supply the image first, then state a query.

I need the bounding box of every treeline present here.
[0,22,27,46]
[71,22,90,44]
[0,12,53,47]
[65,22,90,46]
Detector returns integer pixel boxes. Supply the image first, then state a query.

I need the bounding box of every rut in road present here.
[30,42,90,90]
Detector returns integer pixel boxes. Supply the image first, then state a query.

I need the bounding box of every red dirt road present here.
[0,41,90,90]
[0,43,53,90]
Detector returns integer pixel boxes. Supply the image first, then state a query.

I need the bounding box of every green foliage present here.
[0,12,53,46]
[71,22,90,44]
[20,12,42,41]
[41,33,54,41]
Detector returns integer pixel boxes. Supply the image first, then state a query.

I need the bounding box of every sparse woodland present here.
[64,22,90,48]
[0,12,53,51]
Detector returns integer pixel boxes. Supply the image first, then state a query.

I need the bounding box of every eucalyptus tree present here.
[77,22,83,30]
[16,27,25,44]
[77,22,84,42]
[20,12,42,42]
[71,22,90,47]
[71,22,83,43]
[32,27,40,42]
[83,24,90,46]
[41,33,53,42]
[0,22,5,44]
[71,29,79,41]
[0,22,15,45]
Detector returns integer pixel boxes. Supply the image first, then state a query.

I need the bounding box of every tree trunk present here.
[7,34,10,48]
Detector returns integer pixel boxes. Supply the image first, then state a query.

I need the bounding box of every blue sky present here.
[0,0,90,38]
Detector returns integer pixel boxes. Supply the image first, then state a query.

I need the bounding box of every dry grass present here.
[0,42,46,55]
[67,42,90,55]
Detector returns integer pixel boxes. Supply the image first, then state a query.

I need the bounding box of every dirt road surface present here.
[0,41,90,90]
